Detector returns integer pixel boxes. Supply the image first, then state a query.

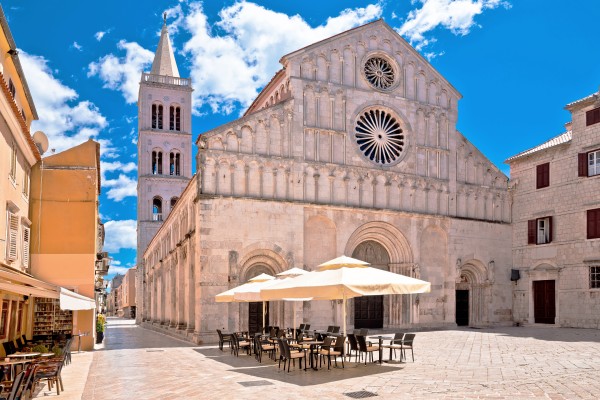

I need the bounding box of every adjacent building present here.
[138,19,514,344]
[507,90,600,328]
[120,267,136,318]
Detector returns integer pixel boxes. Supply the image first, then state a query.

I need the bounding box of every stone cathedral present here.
[137,19,516,344]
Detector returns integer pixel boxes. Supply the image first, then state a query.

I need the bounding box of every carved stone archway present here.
[456,260,490,326]
[345,222,416,328]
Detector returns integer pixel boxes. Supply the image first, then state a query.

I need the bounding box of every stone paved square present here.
[54,318,600,399]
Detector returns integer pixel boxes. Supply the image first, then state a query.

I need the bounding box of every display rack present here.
[32,298,73,346]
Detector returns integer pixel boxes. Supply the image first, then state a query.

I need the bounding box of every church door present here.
[455,290,469,326]
[533,280,555,324]
[352,241,390,329]
[248,302,268,334]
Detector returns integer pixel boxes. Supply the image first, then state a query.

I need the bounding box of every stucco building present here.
[138,19,515,344]
[507,90,600,328]
[120,267,136,318]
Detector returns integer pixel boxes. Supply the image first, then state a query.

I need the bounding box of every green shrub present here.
[51,345,62,357]
[31,344,49,353]
[96,319,105,333]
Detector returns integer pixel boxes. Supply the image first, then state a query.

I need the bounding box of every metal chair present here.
[356,335,379,365]
[400,333,416,362]
[216,329,232,351]
[381,332,405,361]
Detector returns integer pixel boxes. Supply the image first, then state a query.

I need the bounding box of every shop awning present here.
[0,267,95,310]
[59,288,95,310]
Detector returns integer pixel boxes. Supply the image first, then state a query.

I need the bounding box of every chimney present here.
[565,121,572,132]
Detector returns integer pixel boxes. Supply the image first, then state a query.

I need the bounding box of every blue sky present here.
[3,1,599,279]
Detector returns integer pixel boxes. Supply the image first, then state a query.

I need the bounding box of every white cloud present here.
[101,161,137,180]
[108,265,132,275]
[72,42,83,51]
[19,51,108,154]
[103,219,136,253]
[88,40,154,103]
[183,1,382,113]
[398,0,510,49]
[95,31,107,41]
[103,174,137,201]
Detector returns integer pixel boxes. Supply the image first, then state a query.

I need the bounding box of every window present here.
[591,266,600,289]
[528,216,553,245]
[169,152,180,176]
[151,104,163,129]
[152,151,163,175]
[170,197,178,210]
[152,197,163,221]
[6,212,19,261]
[580,150,600,177]
[587,208,600,239]
[22,226,30,268]
[9,142,17,181]
[0,301,8,339]
[8,79,15,98]
[586,107,600,126]
[169,106,181,131]
[536,163,550,189]
[22,168,29,197]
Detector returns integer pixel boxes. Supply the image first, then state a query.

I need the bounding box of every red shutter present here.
[547,216,553,243]
[528,220,536,244]
[589,209,600,239]
[579,153,588,177]
[536,164,543,189]
[587,107,600,126]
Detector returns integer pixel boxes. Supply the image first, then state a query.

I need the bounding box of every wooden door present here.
[248,302,268,334]
[455,290,469,326]
[354,296,383,329]
[533,280,555,324]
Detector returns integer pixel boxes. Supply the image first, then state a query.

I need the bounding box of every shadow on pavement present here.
[192,347,402,386]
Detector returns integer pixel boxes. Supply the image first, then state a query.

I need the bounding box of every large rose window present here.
[354,108,405,165]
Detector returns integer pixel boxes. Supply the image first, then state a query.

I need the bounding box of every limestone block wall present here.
[509,97,600,328]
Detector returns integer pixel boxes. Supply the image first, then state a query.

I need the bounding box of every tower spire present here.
[150,14,180,77]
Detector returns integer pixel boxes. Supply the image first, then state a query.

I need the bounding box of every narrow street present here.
[44,317,600,399]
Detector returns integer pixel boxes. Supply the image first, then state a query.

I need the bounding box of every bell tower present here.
[136,14,192,322]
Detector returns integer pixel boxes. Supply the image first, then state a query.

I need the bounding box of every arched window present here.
[151,150,163,174]
[169,105,181,131]
[169,151,180,176]
[170,197,179,210]
[152,197,163,221]
[152,104,163,129]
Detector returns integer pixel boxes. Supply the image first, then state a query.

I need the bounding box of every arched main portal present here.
[244,264,275,334]
[352,241,390,329]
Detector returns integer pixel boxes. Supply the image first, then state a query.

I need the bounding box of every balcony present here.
[142,73,191,88]
[95,253,110,276]
[152,213,163,222]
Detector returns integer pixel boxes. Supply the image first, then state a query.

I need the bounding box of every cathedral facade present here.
[137,20,515,343]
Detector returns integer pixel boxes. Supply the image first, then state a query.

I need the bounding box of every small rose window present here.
[364,57,395,90]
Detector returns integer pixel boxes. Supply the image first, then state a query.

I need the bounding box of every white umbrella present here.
[261,256,431,336]
[233,268,310,334]
[215,273,275,331]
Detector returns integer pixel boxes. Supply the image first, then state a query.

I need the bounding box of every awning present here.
[59,288,95,310]
[0,267,95,310]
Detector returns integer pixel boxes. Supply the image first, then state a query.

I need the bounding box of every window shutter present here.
[528,220,536,244]
[536,164,543,189]
[7,213,18,261]
[547,216,553,243]
[589,209,600,239]
[586,107,600,126]
[22,226,30,268]
[579,153,588,177]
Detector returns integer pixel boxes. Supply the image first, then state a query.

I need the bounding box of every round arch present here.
[238,246,288,283]
[344,221,413,264]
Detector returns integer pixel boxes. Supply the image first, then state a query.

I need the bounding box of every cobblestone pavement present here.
[77,318,600,400]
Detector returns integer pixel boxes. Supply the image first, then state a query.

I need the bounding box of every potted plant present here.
[96,314,106,343]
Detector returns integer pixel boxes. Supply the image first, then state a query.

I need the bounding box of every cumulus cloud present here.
[398,0,510,49]
[71,42,83,51]
[88,40,154,103]
[103,219,136,253]
[19,51,108,154]
[184,1,382,113]
[103,174,137,201]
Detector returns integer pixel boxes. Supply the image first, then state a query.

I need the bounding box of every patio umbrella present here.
[215,273,275,331]
[233,268,310,333]
[260,255,431,336]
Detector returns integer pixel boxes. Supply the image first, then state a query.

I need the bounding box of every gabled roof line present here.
[505,131,572,164]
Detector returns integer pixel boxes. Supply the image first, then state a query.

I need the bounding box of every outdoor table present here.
[7,352,40,359]
[370,335,393,364]
[303,341,324,371]
[0,359,30,381]
[39,353,55,358]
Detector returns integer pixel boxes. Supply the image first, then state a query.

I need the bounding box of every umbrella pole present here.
[293,302,297,339]
[343,294,347,337]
